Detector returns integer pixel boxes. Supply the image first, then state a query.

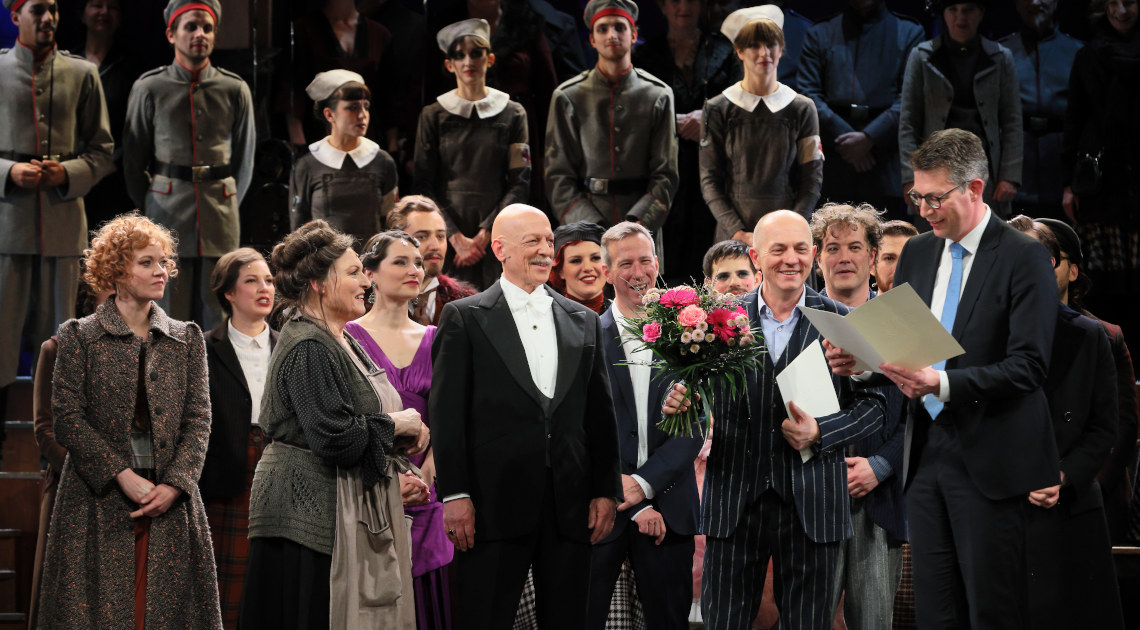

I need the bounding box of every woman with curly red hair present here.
[36,213,222,629]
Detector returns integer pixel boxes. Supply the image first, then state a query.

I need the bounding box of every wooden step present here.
[1,422,41,473]
[2,377,32,423]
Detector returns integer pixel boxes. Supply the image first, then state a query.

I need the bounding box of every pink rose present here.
[660,287,700,308]
[677,305,708,328]
[642,321,662,343]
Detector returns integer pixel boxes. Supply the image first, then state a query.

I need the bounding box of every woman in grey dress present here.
[291,70,399,249]
[414,18,531,290]
[699,6,823,244]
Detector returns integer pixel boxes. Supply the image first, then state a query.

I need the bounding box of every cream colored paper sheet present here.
[776,341,839,463]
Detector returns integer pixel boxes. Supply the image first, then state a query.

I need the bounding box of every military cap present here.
[305,70,367,103]
[164,0,221,29]
[436,18,492,53]
[4,0,29,12]
[720,5,784,42]
[1036,218,1083,266]
[583,0,638,29]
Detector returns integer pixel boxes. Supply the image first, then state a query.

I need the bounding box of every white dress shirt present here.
[928,206,991,403]
[227,320,272,424]
[500,275,558,399]
[443,277,559,504]
[612,304,656,517]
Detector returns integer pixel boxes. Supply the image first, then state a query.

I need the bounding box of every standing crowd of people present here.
[2,0,1139,628]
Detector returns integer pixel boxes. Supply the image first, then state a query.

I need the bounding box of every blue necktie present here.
[924,242,965,420]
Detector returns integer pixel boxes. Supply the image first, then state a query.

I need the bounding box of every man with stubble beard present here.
[123,0,255,329]
[385,194,478,326]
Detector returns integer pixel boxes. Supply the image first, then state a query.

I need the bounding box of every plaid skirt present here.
[512,560,645,630]
[205,426,269,630]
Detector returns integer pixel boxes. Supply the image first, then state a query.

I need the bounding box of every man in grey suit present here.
[0,0,113,395]
[665,210,885,630]
[123,0,255,329]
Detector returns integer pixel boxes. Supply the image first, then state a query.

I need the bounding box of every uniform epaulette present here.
[633,67,669,89]
[56,49,86,61]
[556,70,591,91]
[215,66,245,81]
[138,66,168,80]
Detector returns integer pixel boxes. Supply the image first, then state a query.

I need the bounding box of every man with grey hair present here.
[588,221,702,629]
[810,203,906,629]
[829,128,1058,628]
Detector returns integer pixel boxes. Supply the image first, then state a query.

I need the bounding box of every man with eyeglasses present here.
[0,0,113,409]
[829,128,1058,628]
[544,0,678,246]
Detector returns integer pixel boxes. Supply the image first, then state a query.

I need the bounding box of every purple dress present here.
[345,322,453,629]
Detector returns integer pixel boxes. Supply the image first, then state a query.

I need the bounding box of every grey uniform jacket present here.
[123,62,255,258]
[699,85,824,241]
[545,66,678,230]
[899,37,1023,188]
[0,44,114,256]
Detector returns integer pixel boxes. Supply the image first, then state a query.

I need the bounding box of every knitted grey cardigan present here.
[248,316,395,554]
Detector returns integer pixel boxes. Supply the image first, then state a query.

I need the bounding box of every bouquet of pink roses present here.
[619,285,765,438]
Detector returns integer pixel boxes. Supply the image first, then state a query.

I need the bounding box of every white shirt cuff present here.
[851,370,874,382]
[442,493,470,502]
[632,474,655,500]
[630,505,653,521]
[936,371,950,402]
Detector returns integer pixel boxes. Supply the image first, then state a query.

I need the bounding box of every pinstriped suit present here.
[701,286,886,630]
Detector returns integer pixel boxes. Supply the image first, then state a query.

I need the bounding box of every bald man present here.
[666,211,886,630]
[430,204,621,629]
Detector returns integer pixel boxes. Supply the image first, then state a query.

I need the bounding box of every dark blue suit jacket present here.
[599,305,703,541]
[703,286,886,543]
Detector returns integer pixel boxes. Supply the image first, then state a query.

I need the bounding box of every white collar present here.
[308,136,381,169]
[722,82,796,114]
[228,320,270,349]
[500,274,550,306]
[421,276,440,293]
[947,206,992,257]
[437,87,511,119]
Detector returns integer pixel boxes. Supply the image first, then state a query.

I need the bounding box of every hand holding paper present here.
[800,283,964,373]
[776,341,841,462]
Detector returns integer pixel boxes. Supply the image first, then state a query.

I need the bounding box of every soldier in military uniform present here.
[122,0,255,329]
[797,0,924,220]
[999,0,1082,221]
[0,0,113,394]
[544,0,678,247]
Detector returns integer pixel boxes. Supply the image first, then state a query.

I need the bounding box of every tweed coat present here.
[37,299,221,629]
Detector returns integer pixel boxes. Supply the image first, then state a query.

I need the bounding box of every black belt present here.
[1023,115,1064,135]
[827,103,888,127]
[583,177,650,196]
[152,160,233,183]
[0,150,78,162]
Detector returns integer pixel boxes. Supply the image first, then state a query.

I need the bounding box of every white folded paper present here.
[776,341,840,463]
[797,283,965,373]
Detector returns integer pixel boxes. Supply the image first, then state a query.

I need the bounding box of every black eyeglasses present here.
[448,48,487,61]
[907,183,964,210]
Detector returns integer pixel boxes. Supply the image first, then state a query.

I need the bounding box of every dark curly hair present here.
[270,220,354,317]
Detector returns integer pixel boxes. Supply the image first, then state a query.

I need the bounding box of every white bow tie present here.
[511,290,553,315]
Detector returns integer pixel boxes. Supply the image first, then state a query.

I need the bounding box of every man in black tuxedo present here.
[587,222,703,629]
[829,129,1060,628]
[666,210,886,630]
[430,204,621,629]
